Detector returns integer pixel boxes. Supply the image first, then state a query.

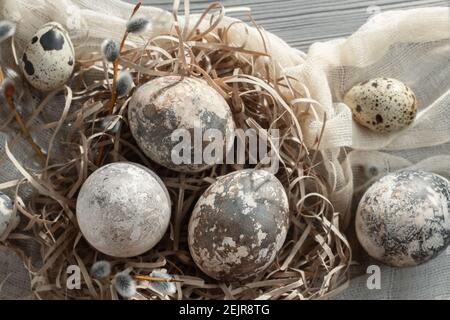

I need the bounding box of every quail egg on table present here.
[0,192,19,239]
[188,169,289,282]
[21,22,75,91]
[344,78,417,133]
[356,170,450,267]
[128,76,235,173]
[76,162,172,258]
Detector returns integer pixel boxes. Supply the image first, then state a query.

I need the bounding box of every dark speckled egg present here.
[356,170,450,267]
[128,76,235,173]
[188,169,289,282]
[344,78,417,133]
[21,22,75,91]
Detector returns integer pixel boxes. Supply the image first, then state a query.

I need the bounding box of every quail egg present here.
[188,169,289,282]
[356,170,450,267]
[344,78,417,133]
[76,162,172,258]
[21,22,75,91]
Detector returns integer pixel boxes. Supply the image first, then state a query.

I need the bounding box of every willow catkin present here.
[114,272,137,298]
[90,261,112,280]
[116,71,134,98]
[0,20,16,43]
[126,17,151,34]
[101,39,120,63]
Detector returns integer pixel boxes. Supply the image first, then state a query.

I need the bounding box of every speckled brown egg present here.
[21,22,75,91]
[356,171,450,267]
[76,162,171,258]
[344,78,417,133]
[188,169,289,282]
[128,76,235,173]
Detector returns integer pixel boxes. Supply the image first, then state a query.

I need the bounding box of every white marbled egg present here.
[344,78,417,133]
[356,171,450,267]
[188,169,289,282]
[0,192,19,238]
[21,22,75,91]
[76,162,172,258]
[128,76,235,173]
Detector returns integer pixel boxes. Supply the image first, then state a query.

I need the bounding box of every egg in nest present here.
[21,22,75,91]
[344,78,417,133]
[128,76,235,173]
[188,169,289,282]
[76,162,171,258]
[356,170,450,267]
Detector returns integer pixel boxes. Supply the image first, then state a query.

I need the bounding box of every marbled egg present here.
[21,22,75,91]
[356,171,450,267]
[76,162,171,258]
[128,76,235,173]
[0,192,19,238]
[188,169,289,282]
[344,78,417,133]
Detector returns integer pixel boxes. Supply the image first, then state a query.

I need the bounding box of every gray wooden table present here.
[129,0,449,52]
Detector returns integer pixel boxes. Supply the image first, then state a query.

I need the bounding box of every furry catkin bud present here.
[116,71,134,98]
[148,270,177,295]
[114,272,137,298]
[101,39,120,63]
[126,17,150,34]
[0,21,16,43]
[90,261,112,279]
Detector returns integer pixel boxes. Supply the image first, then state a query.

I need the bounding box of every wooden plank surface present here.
[128,0,449,52]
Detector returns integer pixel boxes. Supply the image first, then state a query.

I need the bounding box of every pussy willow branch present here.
[103,274,183,283]
[97,2,142,166]
[106,2,142,114]
[133,275,184,283]
[4,84,46,162]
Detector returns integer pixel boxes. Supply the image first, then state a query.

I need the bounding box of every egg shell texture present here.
[128,76,235,173]
[21,22,75,91]
[188,169,289,282]
[76,162,172,258]
[356,171,450,267]
[0,192,18,238]
[344,78,417,133]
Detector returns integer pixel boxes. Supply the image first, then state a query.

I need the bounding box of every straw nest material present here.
[3,2,351,300]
